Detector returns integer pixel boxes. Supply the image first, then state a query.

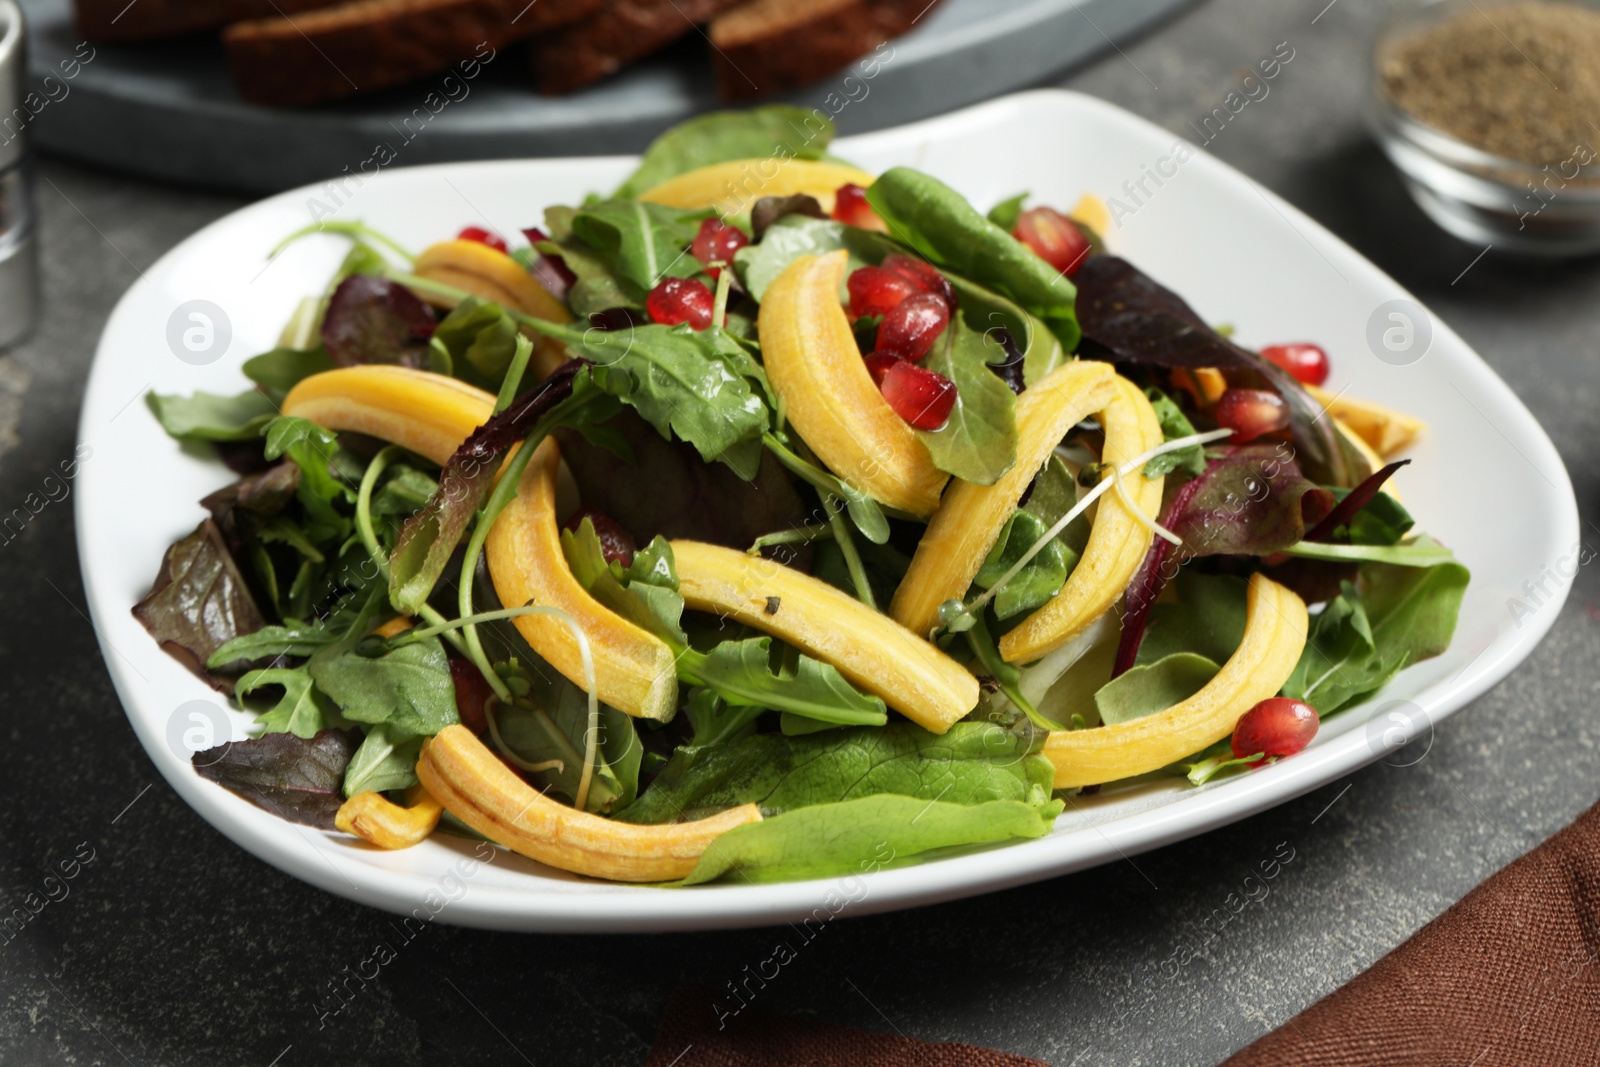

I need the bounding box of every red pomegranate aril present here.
[847,266,918,320]
[1013,207,1091,277]
[1259,342,1331,386]
[1232,697,1319,763]
[864,352,905,386]
[562,506,637,568]
[881,360,957,429]
[881,252,957,310]
[457,226,509,254]
[448,657,495,736]
[690,218,750,276]
[877,292,950,362]
[647,277,715,330]
[833,183,882,229]
[1215,388,1290,443]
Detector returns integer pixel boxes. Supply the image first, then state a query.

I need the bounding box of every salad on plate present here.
[135,107,1469,887]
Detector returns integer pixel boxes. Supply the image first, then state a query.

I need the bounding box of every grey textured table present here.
[4,1,1597,1064]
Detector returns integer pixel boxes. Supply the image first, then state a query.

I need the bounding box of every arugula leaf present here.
[237,667,338,738]
[975,510,1073,619]
[762,432,891,545]
[570,200,713,293]
[147,390,277,443]
[1143,387,1206,479]
[243,347,336,403]
[263,416,352,537]
[192,729,358,830]
[864,168,1080,349]
[1095,652,1220,726]
[614,105,835,199]
[1282,561,1470,715]
[134,519,266,690]
[987,192,1029,232]
[208,621,340,669]
[537,322,769,479]
[737,215,869,301]
[342,723,423,798]
[487,686,639,814]
[682,795,1060,885]
[618,720,1052,823]
[308,638,459,737]
[913,307,1018,485]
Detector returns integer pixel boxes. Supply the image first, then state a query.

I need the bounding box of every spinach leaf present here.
[192,729,358,830]
[1135,571,1249,667]
[237,667,338,738]
[538,322,769,479]
[618,720,1052,823]
[243,347,336,403]
[614,105,834,199]
[147,390,277,443]
[133,519,266,690]
[570,200,713,294]
[1143,387,1206,479]
[342,723,423,798]
[1095,652,1221,725]
[429,298,521,389]
[912,307,1018,485]
[947,274,1064,388]
[683,795,1060,885]
[975,510,1073,620]
[987,191,1029,231]
[308,638,459,737]
[865,168,1080,349]
[1282,561,1470,715]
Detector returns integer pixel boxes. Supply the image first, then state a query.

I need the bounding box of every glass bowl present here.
[1368,0,1600,256]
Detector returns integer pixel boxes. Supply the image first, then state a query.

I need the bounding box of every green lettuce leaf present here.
[682,794,1061,885]
[342,723,423,798]
[614,105,835,200]
[242,347,336,403]
[147,390,277,442]
[1095,652,1220,725]
[1135,571,1249,667]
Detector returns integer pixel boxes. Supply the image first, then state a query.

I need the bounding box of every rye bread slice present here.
[708,0,939,100]
[225,0,601,107]
[531,0,746,95]
[75,0,342,42]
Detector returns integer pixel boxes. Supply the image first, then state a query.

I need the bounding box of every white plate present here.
[77,90,1577,932]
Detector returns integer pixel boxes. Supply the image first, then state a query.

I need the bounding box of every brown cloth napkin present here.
[1223,798,1600,1066]
[643,984,1046,1067]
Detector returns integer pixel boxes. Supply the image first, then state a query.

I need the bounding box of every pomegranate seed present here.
[690,218,750,277]
[448,658,495,735]
[1215,388,1290,443]
[1013,207,1091,277]
[881,253,957,310]
[647,277,715,330]
[1259,342,1331,386]
[1232,697,1319,763]
[457,226,508,254]
[877,293,950,362]
[562,506,637,567]
[880,360,957,429]
[864,352,905,386]
[847,266,918,320]
[833,183,882,229]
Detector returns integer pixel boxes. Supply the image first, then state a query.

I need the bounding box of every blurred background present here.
[2,0,1598,1064]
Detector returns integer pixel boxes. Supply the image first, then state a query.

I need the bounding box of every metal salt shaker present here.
[0,0,37,350]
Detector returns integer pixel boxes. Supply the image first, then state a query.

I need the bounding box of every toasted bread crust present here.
[531,0,745,95]
[224,0,600,107]
[709,0,937,100]
[75,0,339,42]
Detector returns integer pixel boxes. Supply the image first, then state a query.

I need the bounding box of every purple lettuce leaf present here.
[388,361,589,613]
[321,276,437,369]
[200,460,301,556]
[1074,256,1371,488]
[193,729,358,830]
[133,519,266,692]
[1304,460,1409,542]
